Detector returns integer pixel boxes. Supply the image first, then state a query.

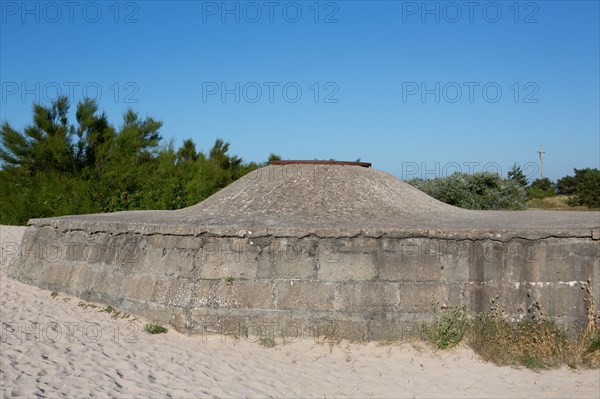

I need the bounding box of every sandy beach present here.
[1,224,599,398]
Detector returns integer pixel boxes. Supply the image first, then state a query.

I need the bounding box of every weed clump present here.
[144,323,168,334]
[425,290,600,369]
[424,307,471,350]
[469,316,569,369]
[258,337,276,348]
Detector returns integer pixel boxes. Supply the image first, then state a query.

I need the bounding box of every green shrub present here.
[566,168,600,208]
[144,323,168,334]
[527,178,556,199]
[557,175,577,195]
[408,172,527,210]
[425,307,471,349]
[527,186,556,200]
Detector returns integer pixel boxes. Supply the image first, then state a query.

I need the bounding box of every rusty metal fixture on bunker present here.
[270,160,372,168]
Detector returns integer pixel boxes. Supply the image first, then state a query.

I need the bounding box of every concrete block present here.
[121,274,157,303]
[41,263,73,289]
[398,283,462,313]
[16,251,45,285]
[317,239,341,265]
[93,268,126,299]
[335,282,399,311]
[198,238,259,279]
[318,251,376,282]
[150,278,177,305]
[65,264,97,296]
[467,284,528,318]
[472,240,532,284]
[189,280,217,309]
[144,247,195,276]
[114,236,145,269]
[165,277,195,308]
[526,240,599,283]
[257,238,317,279]
[367,317,424,342]
[377,238,442,282]
[533,283,588,318]
[213,280,274,309]
[276,281,336,311]
[469,241,516,284]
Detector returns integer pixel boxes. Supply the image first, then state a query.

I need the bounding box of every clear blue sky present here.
[1,0,599,181]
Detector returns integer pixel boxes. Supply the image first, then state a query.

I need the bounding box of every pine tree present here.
[507,163,528,187]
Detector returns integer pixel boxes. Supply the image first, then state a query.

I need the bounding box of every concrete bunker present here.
[7,162,600,341]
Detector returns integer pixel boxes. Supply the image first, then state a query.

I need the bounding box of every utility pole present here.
[537,144,545,179]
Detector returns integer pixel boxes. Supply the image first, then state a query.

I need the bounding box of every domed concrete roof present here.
[31,163,599,239]
[178,162,467,228]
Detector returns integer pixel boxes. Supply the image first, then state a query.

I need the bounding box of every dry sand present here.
[1,225,599,398]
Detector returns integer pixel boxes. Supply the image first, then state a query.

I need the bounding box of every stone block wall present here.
[8,225,600,341]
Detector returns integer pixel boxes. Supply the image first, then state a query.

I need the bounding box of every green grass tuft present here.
[258,337,276,348]
[424,307,471,350]
[144,323,168,334]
